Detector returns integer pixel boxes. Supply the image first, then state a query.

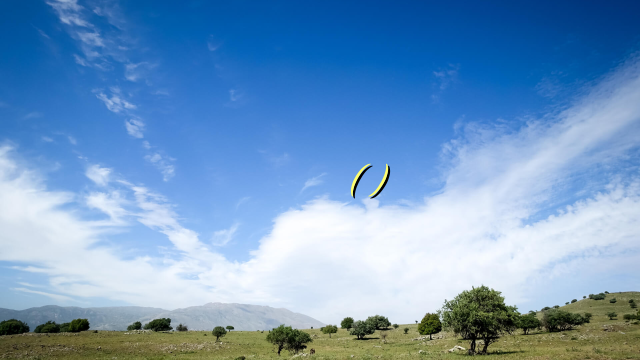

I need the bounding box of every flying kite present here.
[351,164,390,199]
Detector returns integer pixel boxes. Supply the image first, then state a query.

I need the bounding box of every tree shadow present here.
[353,337,380,341]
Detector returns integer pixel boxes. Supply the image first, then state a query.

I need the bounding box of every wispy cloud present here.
[24,112,43,119]
[125,119,145,138]
[144,152,175,181]
[207,35,221,51]
[41,136,54,143]
[432,64,459,103]
[12,287,76,302]
[212,223,239,246]
[125,62,154,82]
[86,164,112,186]
[94,88,136,113]
[300,173,327,193]
[235,196,251,210]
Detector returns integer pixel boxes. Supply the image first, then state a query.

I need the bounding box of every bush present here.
[68,319,90,332]
[607,312,617,320]
[266,325,312,355]
[365,315,391,330]
[610,298,617,303]
[584,313,593,323]
[321,324,338,338]
[350,320,375,339]
[441,285,519,355]
[591,293,606,300]
[418,313,442,340]
[605,291,609,294]
[340,317,354,330]
[631,302,638,309]
[565,302,569,305]
[517,314,541,335]
[553,305,560,309]
[623,314,637,321]
[226,325,234,331]
[34,321,60,333]
[541,306,551,311]
[583,296,586,299]
[571,299,577,303]
[629,299,635,304]
[393,323,399,329]
[403,327,409,334]
[176,324,188,332]
[0,319,30,335]
[59,322,70,332]
[127,321,142,331]
[144,318,172,332]
[541,310,587,332]
[212,326,227,341]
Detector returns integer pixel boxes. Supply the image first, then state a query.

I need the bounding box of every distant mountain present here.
[0,303,325,331]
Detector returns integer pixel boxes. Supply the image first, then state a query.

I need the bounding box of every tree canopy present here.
[517,313,541,335]
[440,285,519,355]
[0,319,30,335]
[226,325,234,331]
[212,326,227,341]
[340,317,354,330]
[68,318,90,332]
[34,321,60,333]
[144,318,172,332]
[365,315,391,330]
[127,321,142,331]
[418,313,442,340]
[541,309,588,331]
[349,320,375,340]
[266,325,313,355]
[321,324,338,338]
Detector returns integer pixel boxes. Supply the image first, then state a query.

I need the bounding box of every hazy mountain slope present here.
[0,303,325,331]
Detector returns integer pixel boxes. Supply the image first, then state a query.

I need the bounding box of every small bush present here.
[583,296,586,299]
[234,357,246,360]
[631,303,638,309]
[623,314,637,321]
[553,305,560,309]
[610,298,617,303]
[541,306,551,311]
[604,291,609,294]
[403,327,409,334]
[127,321,142,331]
[393,324,399,329]
[176,323,188,332]
[34,321,60,333]
[0,319,30,335]
[592,293,606,300]
[629,299,635,304]
[565,302,569,305]
[606,312,617,320]
[571,299,577,303]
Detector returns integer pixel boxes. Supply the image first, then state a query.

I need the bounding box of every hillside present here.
[538,291,640,321]
[0,303,325,331]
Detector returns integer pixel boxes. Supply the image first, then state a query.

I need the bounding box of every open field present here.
[1,292,640,359]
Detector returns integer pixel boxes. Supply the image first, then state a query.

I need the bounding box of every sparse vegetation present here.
[0,319,29,335]
[340,317,354,330]
[212,326,227,341]
[610,298,617,303]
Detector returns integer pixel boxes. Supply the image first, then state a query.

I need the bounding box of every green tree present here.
[176,324,188,331]
[631,302,638,309]
[340,317,354,330]
[266,325,291,355]
[365,315,391,330]
[212,326,227,341]
[0,319,30,335]
[542,310,587,332]
[571,299,577,303]
[418,313,442,340]
[440,285,519,355]
[59,323,70,332]
[584,313,593,323]
[321,324,338,338]
[403,327,409,334]
[144,318,172,332]
[607,312,617,320]
[565,302,569,305]
[583,296,586,299]
[226,325,234,331]
[610,298,617,303]
[127,321,142,331]
[349,320,375,340]
[517,314,541,335]
[34,321,60,333]
[393,324,399,329]
[284,329,312,354]
[68,318,90,332]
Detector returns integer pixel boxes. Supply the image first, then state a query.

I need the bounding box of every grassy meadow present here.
[1,292,639,360]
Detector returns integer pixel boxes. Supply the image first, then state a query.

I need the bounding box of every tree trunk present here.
[481,338,491,354]
[468,338,476,355]
[429,333,432,340]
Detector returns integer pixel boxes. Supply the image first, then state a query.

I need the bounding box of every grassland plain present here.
[1,292,639,360]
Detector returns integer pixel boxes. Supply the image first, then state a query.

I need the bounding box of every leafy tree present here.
[127,321,142,331]
[349,320,375,340]
[176,324,188,331]
[35,321,60,333]
[418,313,442,340]
[266,325,312,355]
[403,327,409,334]
[212,326,227,341]
[629,299,635,303]
[393,324,399,329]
[607,312,617,320]
[623,314,637,321]
[517,314,541,335]
[584,313,593,323]
[59,323,70,332]
[144,318,172,332]
[365,315,391,330]
[565,302,569,305]
[604,291,609,294]
[591,293,606,300]
[542,310,587,332]
[440,285,519,355]
[610,298,617,303]
[68,318,90,332]
[541,306,551,311]
[321,324,338,338]
[226,325,234,331]
[340,317,354,330]
[0,319,30,335]
[284,329,312,354]
[266,325,291,355]
[583,296,586,299]
[631,302,638,309]
[571,299,577,303]
[553,305,560,309]
[415,320,418,324]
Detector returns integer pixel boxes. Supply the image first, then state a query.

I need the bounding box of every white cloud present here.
[77,31,104,47]
[125,119,145,138]
[125,62,154,82]
[24,112,43,119]
[41,136,54,143]
[74,54,88,66]
[144,153,175,181]
[95,89,136,113]
[212,223,239,246]
[86,191,128,226]
[67,135,77,145]
[236,196,251,210]
[207,35,221,51]
[300,173,326,193]
[85,164,111,186]
[229,89,242,102]
[46,0,89,27]
[12,287,75,302]
[2,57,640,322]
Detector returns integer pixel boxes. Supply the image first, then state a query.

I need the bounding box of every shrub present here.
[605,291,609,294]
[176,324,188,332]
[571,299,577,303]
[350,320,375,339]
[235,357,246,360]
[418,313,442,340]
[340,317,354,330]
[583,296,586,299]
[517,314,541,335]
[212,326,227,341]
[266,325,312,355]
[610,298,617,303]
[565,302,569,305]
[584,313,593,323]
[403,327,409,334]
[226,325,234,331]
[631,302,638,309]
[623,314,637,321]
[321,324,338,338]
[541,306,551,311]
[592,293,606,300]
[144,318,172,332]
[553,305,560,309]
[67,319,90,332]
[0,319,30,335]
[365,315,391,330]
[541,310,586,332]
[606,312,617,320]
[441,285,519,355]
[629,299,635,304]
[34,321,60,333]
[393,324,399,329]
[127,321,142,331]
[59,322,70,332]
[284,329,312,354]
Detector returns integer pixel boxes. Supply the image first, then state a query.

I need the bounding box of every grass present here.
[1,292,639,359]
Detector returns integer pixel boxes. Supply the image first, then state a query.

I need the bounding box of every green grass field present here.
[2,292,639,359]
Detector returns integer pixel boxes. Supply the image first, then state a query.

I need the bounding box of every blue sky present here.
[1,0,640,324]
